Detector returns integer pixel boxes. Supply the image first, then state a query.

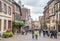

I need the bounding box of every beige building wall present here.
[28,18,32,30]
[48,0,56,30]
[33,21,40,29]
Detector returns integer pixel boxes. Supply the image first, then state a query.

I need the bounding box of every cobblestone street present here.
[0,33,60,41]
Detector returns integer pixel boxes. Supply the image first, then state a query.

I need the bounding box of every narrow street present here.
[0,33,60,41]
[0,0,60,41]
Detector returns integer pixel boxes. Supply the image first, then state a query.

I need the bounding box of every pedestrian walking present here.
[43,28,46,37]
[50,30,54,38]
[54,30,57,39]
[32,30,34,39]
[46,29,49,37]
[39,28,42,36]
[22,28,25,35]
[25,30,28,35]
[43,30,45,37]
[49,26,57,38]
[34,29,39,39]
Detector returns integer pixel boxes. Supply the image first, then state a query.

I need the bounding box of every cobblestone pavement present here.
[0,33,60,41]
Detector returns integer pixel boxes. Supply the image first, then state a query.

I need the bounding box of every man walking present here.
[32,30,34,39]
[54,30,57,39]
[39,28,42,36]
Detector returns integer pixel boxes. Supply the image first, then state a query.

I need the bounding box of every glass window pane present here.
[4,20,6,30]
[15,13,21,20]
[8,6,11,15]
[16,6,19,11]
[2,3,7,14]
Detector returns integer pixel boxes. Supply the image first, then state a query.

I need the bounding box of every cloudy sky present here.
[15,0,50,21]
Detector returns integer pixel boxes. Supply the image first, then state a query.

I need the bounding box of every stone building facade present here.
[0,0,13,35]
[44,0,60,32]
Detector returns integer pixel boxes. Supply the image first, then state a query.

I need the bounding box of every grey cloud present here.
[21,0,50,7]
[31,7,44,14]
[20,0,50,15]
[21,0,40,7]
[16,0,50,15]
[15,0,50,20]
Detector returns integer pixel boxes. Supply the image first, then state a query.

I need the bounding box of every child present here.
[34,29,39,39]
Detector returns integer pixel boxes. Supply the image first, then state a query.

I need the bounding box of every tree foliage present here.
[12,21,24,27]
[19,21,24,27]
[12,21,24,34]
